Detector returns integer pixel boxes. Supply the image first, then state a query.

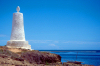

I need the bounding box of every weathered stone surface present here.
[6,6,31,50]
[21,50,61,64]
[7,41,31,49]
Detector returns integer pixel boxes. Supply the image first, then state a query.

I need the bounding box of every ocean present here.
[39,50,100,66]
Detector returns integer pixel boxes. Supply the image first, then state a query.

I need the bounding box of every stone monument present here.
[6,6,31,50]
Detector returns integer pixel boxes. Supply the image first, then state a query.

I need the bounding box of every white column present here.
[6,6,31,50]
[11,12,25,40]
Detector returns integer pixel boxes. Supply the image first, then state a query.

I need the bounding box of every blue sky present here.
[0,0,100,50]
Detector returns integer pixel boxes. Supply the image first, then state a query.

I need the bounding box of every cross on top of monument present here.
[16,6,20,12]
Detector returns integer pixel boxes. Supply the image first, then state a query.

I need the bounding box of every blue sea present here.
[39,50,100,66]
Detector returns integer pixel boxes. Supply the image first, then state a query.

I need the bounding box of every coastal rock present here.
[21,50,61,64]
[0,46,95,66]
[63,62,94,66]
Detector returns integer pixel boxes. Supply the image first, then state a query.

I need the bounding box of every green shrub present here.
[45,61,49,65]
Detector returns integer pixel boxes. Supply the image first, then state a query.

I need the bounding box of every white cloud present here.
[0,40,7,41]
[49,44,56,46]
[48,44,60,49]
[62,41,100,44]
[62,41,70,43]
[0,40,7,44]
[28,40,60,44]
[28,40,100,45]
[0,34,6,37]
[54,41,59,43]
[28,40,52,43]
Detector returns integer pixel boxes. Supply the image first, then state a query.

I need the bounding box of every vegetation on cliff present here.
[0,46,94,66]
[0,46,61,66]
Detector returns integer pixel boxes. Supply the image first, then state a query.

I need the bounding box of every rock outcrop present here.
[0,46,94,66]
[21,50,61,64]
[0,46,61,66]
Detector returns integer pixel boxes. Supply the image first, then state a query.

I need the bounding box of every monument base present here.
[6,40,31,50]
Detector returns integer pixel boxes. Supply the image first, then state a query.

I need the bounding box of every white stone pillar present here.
[6,6,31,50]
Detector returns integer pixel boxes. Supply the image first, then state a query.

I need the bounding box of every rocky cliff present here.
[0,46,94,66]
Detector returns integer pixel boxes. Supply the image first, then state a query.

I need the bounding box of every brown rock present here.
[0,46,96,66]
[21,50,61,64]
